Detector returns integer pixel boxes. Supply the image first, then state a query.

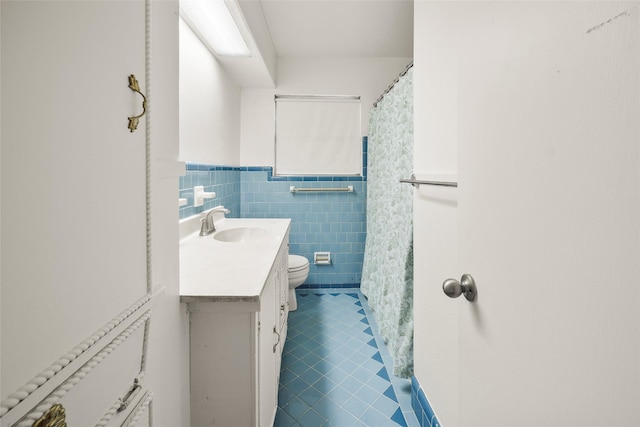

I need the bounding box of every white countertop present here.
[179,216,290,305]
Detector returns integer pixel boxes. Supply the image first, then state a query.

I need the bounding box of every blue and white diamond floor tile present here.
[275,289,420,427]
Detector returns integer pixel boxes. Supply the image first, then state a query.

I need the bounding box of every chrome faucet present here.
[199,206,230,236]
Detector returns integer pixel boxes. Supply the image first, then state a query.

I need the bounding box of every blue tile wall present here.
[179,138,368,286]
[411,376,441,427]
[240,167,366,286]
[178,164,241,220]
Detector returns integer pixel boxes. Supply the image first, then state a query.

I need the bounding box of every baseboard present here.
[411,376,442,427]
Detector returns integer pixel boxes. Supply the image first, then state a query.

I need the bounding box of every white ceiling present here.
[214,0,413,87]
[257,0,414,58]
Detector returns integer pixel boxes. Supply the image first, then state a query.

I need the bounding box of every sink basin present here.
[213,227,272,243]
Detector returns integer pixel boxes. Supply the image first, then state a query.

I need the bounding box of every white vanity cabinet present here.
[275,243,290,376]
[182,220,290,427]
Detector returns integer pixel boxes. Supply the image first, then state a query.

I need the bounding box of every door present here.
[414,2,640,426]
[457,3,640,425]
[1,1,151,423]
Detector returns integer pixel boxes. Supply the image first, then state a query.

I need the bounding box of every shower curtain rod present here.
[373,60,414,107]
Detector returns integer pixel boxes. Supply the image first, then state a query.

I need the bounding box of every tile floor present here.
[275,288,420,427]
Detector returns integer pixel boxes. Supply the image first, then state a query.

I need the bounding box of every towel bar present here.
[290,186,354,193]
[400,174,457,188]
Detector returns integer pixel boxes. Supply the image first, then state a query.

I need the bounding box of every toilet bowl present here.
[288,255,309,311]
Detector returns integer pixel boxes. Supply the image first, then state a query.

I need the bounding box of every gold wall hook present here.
[32,404,66,427]
[128,74,147,133]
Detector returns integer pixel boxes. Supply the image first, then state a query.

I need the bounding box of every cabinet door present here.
[275,236,289,380]
[277,236,290,333]
[258,271,278,427]
[1,0,148,422]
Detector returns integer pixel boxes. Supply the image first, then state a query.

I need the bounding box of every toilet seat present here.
[288,255,309,272]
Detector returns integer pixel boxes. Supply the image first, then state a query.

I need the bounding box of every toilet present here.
[288,255,309,311]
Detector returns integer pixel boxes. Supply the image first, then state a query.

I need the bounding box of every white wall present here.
[149,2,190,426]
[179,18,241,165]
[240,57,412,166]
[412,3,465,424]
[0,0,3,389]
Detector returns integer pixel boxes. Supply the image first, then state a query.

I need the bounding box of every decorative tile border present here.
[185,164,238,171]
[298,283,361,289]
[411,376,441,427]
[242,165,366,182]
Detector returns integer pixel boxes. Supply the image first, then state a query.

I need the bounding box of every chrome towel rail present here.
[400,174,457,188]
[290,186,354,193]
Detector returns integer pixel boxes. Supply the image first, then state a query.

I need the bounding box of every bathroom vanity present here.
[179,215,290,427]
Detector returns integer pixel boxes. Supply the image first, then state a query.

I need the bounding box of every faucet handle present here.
[199,215,214,236]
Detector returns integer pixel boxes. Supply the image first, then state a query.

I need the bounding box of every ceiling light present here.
[180,0,251,57]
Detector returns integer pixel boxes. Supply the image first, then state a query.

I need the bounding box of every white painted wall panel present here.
[412,3,465,424]
[148,2,189,426]
[179,18,241,166]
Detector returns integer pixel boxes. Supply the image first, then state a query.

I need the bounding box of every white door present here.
[414,2,640,426]
[2,1,151,424]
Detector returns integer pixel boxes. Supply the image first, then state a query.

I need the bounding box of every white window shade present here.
[275,95,362,176]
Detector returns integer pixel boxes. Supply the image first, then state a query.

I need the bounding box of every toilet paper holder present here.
[314,252,331,265]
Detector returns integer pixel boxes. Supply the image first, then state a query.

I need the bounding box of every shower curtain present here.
[361,67,414,378]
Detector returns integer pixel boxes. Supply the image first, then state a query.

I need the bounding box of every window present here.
[275,95,361,176]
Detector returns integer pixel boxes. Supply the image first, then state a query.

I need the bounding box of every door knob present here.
[442,274,477,302]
